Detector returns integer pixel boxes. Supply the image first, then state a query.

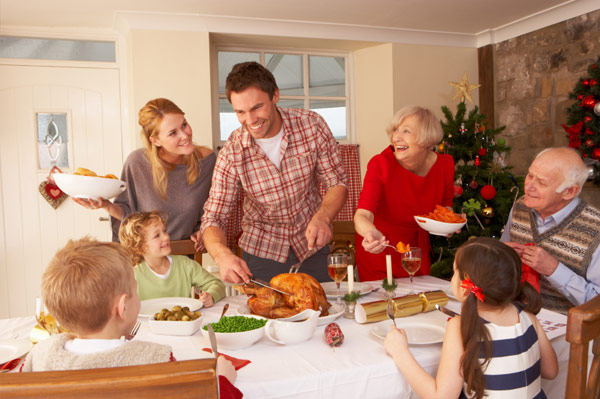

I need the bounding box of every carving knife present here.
[249,279,292,296]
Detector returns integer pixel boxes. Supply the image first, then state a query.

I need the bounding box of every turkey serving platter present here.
[237,302,345,326]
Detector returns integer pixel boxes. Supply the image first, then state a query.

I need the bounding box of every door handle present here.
[98,217,109,222]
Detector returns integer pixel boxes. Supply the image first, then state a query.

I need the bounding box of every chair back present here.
[565,294,600,399]
[170,239,203,265]
[0,358,218,399]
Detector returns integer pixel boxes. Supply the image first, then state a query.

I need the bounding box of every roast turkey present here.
[234,273,331,318]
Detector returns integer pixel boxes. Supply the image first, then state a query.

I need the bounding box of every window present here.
[0,36,115,62]
[216,48,352,144]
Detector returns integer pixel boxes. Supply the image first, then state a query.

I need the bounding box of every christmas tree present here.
[562,55,600,184]
[430,89,523,279]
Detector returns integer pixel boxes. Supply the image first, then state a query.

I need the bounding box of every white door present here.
[0,65,123,318]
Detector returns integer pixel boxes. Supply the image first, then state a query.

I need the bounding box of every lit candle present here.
[348,265,354,293]
[386,254,393,285]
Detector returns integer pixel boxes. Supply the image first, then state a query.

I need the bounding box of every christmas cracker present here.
[354,290,448,324]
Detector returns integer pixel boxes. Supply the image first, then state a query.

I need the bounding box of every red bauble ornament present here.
[583,79,590,87]
[585,115,592,122]
[469,180,479,190]
[593,148,600,160]
[582,95,597,110]
[578,94,584,101]
[453,185,464,198]
[474,155,481,166]
[591,79,598,87]
[478,147,487,156]
[480,185,497,201]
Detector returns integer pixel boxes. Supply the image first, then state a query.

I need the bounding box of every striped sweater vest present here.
[509,197,600,314]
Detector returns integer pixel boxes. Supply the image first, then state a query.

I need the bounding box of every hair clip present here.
[461,277,485,302]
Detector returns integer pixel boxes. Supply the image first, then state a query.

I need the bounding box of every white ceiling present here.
[1,0,599,47]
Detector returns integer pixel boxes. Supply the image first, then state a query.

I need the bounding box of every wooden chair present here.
[170,239,203,265]
[0,358,217,399]
[330,220,356,264]
[565,294,600,399]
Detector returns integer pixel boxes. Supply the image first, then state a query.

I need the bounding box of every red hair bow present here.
[461,277,485,302]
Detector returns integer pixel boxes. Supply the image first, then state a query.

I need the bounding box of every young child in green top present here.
[119,211,226,306]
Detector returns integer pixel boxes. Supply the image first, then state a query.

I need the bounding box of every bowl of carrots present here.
[414,205,466,236]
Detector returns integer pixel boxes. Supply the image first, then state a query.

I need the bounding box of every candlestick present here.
[348,265,354,293]
[386,255,392,285]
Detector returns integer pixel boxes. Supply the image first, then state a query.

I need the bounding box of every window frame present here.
[212,45,355,147]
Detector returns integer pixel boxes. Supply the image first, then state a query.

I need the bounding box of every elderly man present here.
[201,62,348,284]
[501,147,600,314]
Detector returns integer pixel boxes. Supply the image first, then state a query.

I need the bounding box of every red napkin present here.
[202,348,251,370]
[522,243,540,293]
[0,357,23,372]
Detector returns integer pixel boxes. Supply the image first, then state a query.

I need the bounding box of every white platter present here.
[370,311,447,345]
[0,339,32,364]
[139,297,203,318]
[414,215,466,236]
[54,173,126,200]
[321,282,373,299]
[237,302,344,326]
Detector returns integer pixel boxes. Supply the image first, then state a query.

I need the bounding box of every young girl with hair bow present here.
[384,237,558,399]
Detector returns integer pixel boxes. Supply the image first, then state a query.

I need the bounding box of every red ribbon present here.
[461,277,485,302]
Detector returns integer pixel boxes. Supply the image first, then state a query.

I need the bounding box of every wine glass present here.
[327,253,348,306]
[401,247,422,294]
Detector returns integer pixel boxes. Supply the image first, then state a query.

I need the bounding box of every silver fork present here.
[288,262,301,274]
[387,299,397,328]
[383,244,401,253]
[125,320,141,341]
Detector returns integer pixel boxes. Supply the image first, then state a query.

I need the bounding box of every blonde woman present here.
[73,98,215,246]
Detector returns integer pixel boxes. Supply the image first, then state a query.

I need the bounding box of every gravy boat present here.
[265,309,319,345]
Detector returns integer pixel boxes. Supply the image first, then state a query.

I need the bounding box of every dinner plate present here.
[0,339,32,364]
[236,302,344,326]
[321,282,373,299]
[139,297,203,318]
[370,311,447,345]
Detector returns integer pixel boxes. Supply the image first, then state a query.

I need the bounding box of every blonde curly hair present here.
[119,211,168,265]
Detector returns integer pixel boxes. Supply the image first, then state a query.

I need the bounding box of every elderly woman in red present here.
[354,106,454,282]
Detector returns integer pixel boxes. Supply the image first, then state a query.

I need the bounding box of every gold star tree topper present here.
[450,72,481,104]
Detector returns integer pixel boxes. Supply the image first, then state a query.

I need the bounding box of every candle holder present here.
[342,290,362,319]
[381,277,398,298]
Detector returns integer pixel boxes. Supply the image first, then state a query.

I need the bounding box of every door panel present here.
[0,65,122,318]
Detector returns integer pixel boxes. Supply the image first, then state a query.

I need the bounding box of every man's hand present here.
[190,230,203,252]
[504,242,559,276]
[361,230,388,254]
[216,252,252,284]
[305,212,333,251]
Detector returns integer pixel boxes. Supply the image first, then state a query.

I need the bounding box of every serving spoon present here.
[218,303,229,322]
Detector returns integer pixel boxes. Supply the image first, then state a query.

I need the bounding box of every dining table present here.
[0,276,575,399]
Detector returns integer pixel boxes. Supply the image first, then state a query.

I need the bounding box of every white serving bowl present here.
[201,315,266,350]
[148,314,203,336]
[54,173,126,200]
[414,216,466,236]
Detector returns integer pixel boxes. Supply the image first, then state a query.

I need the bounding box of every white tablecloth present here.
[0,276,572,399]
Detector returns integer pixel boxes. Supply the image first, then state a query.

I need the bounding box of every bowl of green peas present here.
[201,315,267,350]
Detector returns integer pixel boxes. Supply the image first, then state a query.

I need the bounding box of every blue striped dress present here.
[460,306,546,399]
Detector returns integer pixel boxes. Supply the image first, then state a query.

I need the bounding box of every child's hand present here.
[216,355,237,384]
[383,327,409,359]
[200,292,215,307]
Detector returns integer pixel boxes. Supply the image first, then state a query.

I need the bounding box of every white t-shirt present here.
[148,255,172,279]
[65,338,125,354]
[255,127,284,170]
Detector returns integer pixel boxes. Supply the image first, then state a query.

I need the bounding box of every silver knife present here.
[250,278,292,296]
[435,304,459,317]
[207,324,218,359]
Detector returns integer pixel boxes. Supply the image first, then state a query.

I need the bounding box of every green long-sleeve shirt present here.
[134,255,226,302]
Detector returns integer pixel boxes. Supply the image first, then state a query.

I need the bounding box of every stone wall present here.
[493,9,600,174]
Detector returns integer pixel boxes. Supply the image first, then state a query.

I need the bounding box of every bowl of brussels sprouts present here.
[148,305,204,336]
[201,315,267,350]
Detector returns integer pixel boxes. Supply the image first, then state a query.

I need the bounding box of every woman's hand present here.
[361,230,388,254]
[72,197,108,210]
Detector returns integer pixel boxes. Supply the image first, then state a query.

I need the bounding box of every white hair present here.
[536,148,588,194]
